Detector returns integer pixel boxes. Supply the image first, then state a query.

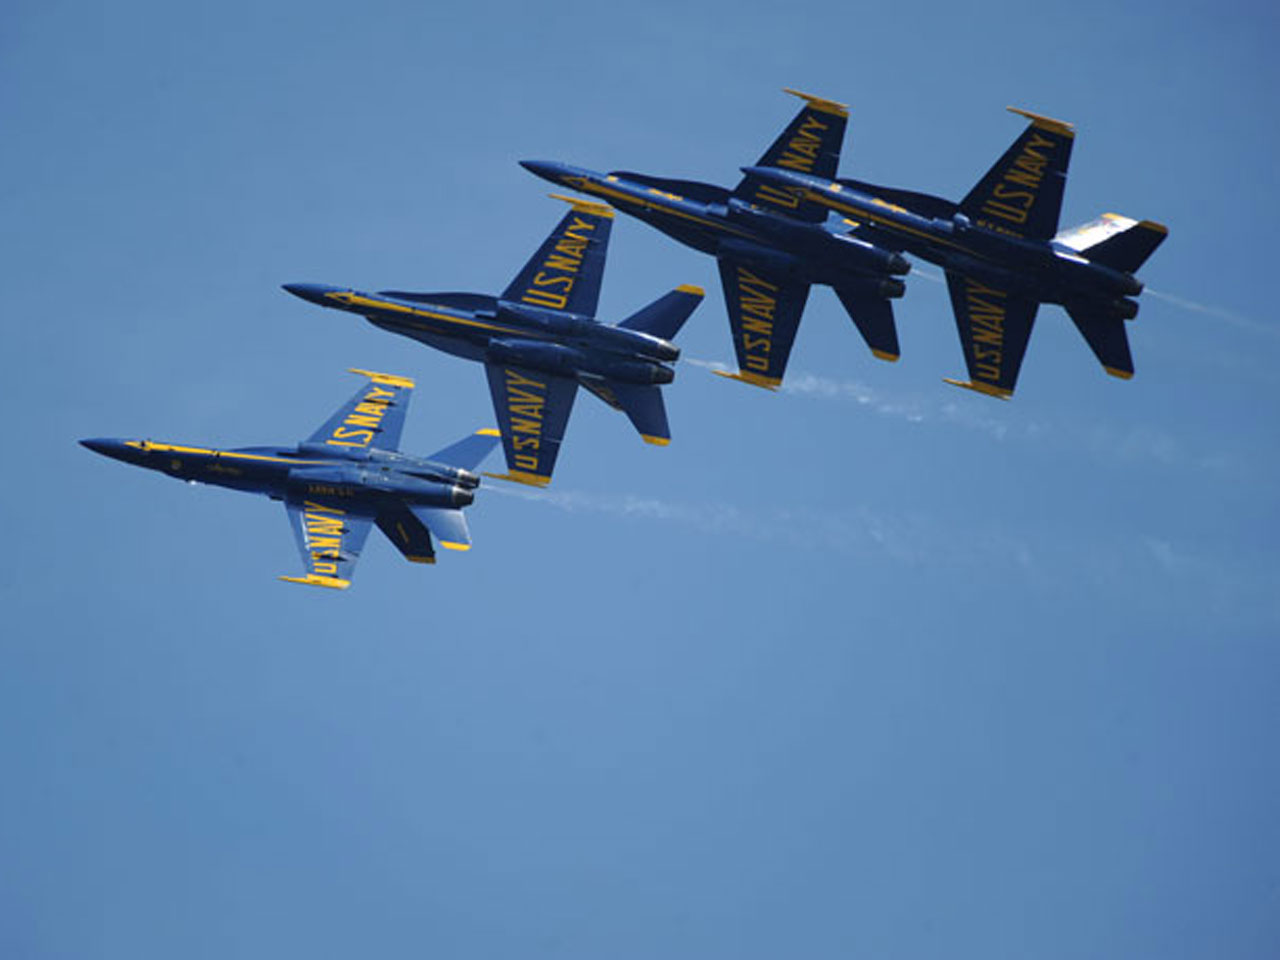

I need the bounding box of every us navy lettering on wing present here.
[979,132,1057,227]
[736,266,780,373]
[504,369,548,472]
[326,385,396,448]
[965,280,1008,383]
[303,500,346,576]
[754,113,830,209]
[521,216,597,310]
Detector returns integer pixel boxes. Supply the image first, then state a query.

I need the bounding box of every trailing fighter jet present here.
[284,196,703,487]
[81,369,499,590]
[521,89,911,390]
[745,107,1169,399]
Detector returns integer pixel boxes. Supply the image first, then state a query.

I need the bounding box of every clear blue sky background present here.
[4,1,1278,957]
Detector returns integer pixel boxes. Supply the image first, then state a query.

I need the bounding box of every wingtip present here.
[1104,366,1134,380]
[871,349,900,363]
[348,368,415,388]
[548,192,614,218]
[641,434,671,447]
[782,87,849,117]
[1006,106,1075,137]
[712,369,781,391]
[483,470,552,488]
[279,574,351,590]
[943,377,1012,400]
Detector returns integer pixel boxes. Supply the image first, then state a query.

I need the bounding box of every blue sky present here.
[4,1,1279,957]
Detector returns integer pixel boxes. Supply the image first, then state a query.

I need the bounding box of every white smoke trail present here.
[1144,288,1277,338]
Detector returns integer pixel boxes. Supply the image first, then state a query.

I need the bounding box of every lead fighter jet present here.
[285,196,703,487]
[746,107,1169,398]
[82,370,500,590]
[521,89,911,390]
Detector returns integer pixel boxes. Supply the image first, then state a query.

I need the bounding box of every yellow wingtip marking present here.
[279,574,351,590]
[406,555,437,564]
[348,368,415,388]
[641,434,671,446]
[439,541,471,552]
[1138,219,1169,236]
[484,470,552,488]
[782,87,849,117]
[548,192,614,218]
[675,284,705,296]
[475,428,501,437]
[943,377,1012,400]
[871,349,900,362]
[712,369,781,391]
[1104,367,1134,380]
[1006,106,1075,137]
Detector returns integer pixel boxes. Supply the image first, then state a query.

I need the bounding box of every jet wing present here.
[958,107,1075,242]
[733,88,848,223]
[501,195,613,319]
[281,497,375,589]
[483,362,579,486]
[943,272,1039,399]
[305,368,414,453]
[376,502,474,560]
[714,257,811,389]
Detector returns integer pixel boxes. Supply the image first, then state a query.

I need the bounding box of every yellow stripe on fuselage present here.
[575,180,757,241]
[126,441,327,465]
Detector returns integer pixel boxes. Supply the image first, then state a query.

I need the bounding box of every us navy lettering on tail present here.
[736,267,780,373]
[325,385,396,448]
[521,215,598,310]
[504,369,547,471]
[980,132,1057,227]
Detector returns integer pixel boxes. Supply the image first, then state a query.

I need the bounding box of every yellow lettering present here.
[532,271,575,291]
[505,370,546,389]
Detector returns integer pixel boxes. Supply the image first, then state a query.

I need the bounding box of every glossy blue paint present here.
[80,372,499,589]
[283,199,704,485]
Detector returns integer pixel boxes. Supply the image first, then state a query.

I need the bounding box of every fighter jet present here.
[745,107,1169,398]
[81,369,499,590]
[284,196,703,487]
[521,89,911,390]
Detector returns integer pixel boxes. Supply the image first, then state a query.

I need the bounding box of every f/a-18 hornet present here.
[746,107,1169,398]
[521,89,913,391]
[285,196,703,487]
[81,370,500,590]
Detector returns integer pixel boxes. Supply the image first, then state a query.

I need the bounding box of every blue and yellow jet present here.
[745,107,1169,398]
[521,89,911,390]
[81,370,500,590]
[284,196,703,487]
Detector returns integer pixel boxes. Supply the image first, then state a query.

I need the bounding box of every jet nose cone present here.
[520,159,572,184]
[282,282,338,305]
[80,437,134,462]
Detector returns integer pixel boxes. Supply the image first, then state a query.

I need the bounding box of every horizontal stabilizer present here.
[1066,305,1135,379]
[411,504,472,551]
[584,380,672,445]
[1060,215,1168,273]
[376,502,437,564]
[833,285,900,361]
[618,285,704,340]
[426,428,502,471]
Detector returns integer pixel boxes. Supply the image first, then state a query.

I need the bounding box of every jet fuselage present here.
[79,438,477,507]
[745,166,1142,316]
[284,283,679,386]
[519,161,910,294]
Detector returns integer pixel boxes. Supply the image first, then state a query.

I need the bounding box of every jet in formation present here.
[745,107,1169,398]
[521,89,912,390]
[81,370,500,590]
[284,196,703,487]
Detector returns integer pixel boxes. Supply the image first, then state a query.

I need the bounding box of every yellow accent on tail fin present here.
[475,428,500,437]
[279,574,351,590]
[484,470,552,488]
[675,284,705,296]
[547,193,614,218]
[712,369,781,391]
[1006,106,1075,137]
[782,88,849,117]
[943,377,1012,400]
[641,435,670,446]
[347,368,415,388]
